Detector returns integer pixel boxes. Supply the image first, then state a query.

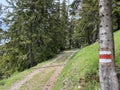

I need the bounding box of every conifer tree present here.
[0,0,71,78]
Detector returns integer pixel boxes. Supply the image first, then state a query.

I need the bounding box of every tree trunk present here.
[98,0,119,90]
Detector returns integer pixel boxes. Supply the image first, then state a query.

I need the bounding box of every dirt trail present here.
[42,66,64,90]
[9,49,78,90]
[42,50,78,90]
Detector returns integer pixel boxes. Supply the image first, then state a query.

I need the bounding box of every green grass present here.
[55,53,72,63]
[19,69,55,90]
[114,31,120,65]
[18,51,74,90]
[0,50,73,90]
[0,61,50,90]
[53,30,120,90]
[0,31,119,90]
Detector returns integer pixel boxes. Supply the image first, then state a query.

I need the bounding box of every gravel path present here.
[8,49,78,90]
[42,50,78,90]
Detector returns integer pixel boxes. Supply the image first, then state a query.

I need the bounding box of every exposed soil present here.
[8,49,78,90]
[42,66,64,90]
[42,50,78,90]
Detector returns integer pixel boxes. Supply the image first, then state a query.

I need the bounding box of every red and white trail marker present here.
[99,51,112,63]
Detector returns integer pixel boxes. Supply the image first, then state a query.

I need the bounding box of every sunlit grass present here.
[53,30,120,90]
[19,69,55,90]
[0,61,49,90]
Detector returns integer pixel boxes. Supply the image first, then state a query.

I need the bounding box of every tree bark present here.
[98,0,119,90]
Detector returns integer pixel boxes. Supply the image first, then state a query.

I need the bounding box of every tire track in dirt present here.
[42,50,78,90]
[8,50,78,90]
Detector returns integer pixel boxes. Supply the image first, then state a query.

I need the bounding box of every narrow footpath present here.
[9,49,78,90]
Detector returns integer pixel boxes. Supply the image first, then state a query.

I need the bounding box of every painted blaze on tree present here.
[98,0,119,90]
[99,49,112,63]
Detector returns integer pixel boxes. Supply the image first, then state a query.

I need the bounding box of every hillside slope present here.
[53,31,120,90]
[0,50,78,90]
[0,31,119,90]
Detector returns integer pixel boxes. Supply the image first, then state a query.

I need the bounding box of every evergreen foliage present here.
[71,0,120,48]
[0,0,70,79]
[0,0,119,79]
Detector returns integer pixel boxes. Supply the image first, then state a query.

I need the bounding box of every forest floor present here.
[8,49,78,90]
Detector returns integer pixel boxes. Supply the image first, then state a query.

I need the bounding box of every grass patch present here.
[19,69,55,90]
[0,50,74,90]
[55,53,72,63]
[0,61,50,90]
[53,30,120,90]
